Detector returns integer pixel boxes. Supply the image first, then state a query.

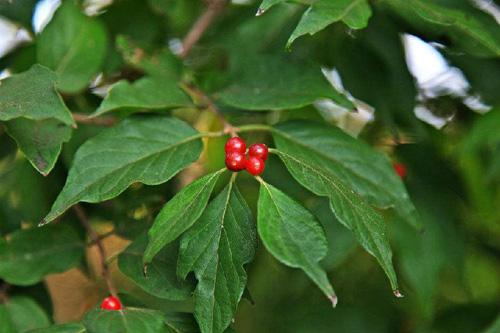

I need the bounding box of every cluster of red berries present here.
[225,137,268,176]
[100,295,122,311]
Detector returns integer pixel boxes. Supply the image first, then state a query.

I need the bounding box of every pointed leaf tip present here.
[256,8,265,16]
[393,290,404,298]
[143,263,148,277]
[329,295,338,308]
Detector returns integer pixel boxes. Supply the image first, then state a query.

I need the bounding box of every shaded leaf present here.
[0,224,84,285]
[273,121,420,230]
[37,1,108,93]
[271,146,399,292]
[257,181,336,304]
[217,56,353,111]
[93,77,191,116]
[383,0,500,57]
[144,170,224,264]
[42,116,203,224]
[83,307,168,333]
[178,182,257,333]
[0,297,50,333]
[0,65,74,125]
[4,118,72,175]
[0,0,38,29]
[288,0,372,46]
[164,312,199,333]
[118,234,194,301]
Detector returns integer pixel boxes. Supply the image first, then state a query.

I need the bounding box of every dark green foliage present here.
[0,0,498,332]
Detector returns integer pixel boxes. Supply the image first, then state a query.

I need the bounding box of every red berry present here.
[248,143,268,161]
[393,162,407,179]
[225,152,246,171]
[246,156,265,176]
[100,296,122,311]
[225,137,246,154]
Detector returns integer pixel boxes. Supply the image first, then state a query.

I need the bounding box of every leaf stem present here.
[73,113,117,127]
[237,124,273,133]
[73,204,117,297]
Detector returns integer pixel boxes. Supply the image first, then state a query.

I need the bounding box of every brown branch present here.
[179,0,227,58]
[182,83,238,136]
[73,204,117,296]
[0,282,10,303]
[73,113,117,127]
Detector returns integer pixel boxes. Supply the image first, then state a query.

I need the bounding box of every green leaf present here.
[383,0,500,57]
[143,170,224,264]
[257,181,336,304]
[0,65,74,126]
[93,77,192,116]
[0,224,84,285]
[177,182,257,333]
[116,36,184,80]
[0,297,50,333]
[257,0,287,14]
[119,234,194,301]
[288,0,372,46]
[217,56,354,111]
[83,307,169,333]
[273,121,420,230]
[37,1,108,93]
[42,116,203,224]
[4,118,72,175]
[270,137,400,292]
[27,323,87,333]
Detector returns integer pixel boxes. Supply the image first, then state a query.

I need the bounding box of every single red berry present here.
[225,152,246,171]
[100,296,122,311]
[248,143,269,161]
[225,137,246,154]
[246,156,265,176]
[393,162,407,179]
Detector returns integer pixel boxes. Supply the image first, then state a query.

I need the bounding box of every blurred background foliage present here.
[0,0,499,332]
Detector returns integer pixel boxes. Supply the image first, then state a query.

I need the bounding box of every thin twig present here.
[179,0,227,58]
[73,113,117,127]
[0,282,10,303]
[182,83,238,136]
[73,204,117,296]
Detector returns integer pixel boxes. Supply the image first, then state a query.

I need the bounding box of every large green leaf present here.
[93,77,192,116]
[37,1,108,93]
[143,170,224,264]
[257,181,336,304]
[83,308,168,333]
[119,234,194,301]
[4,118,72,176]
[0,224,84,285]
[0,65,74,126]
[288,0,372,46]
[42,116,203,224]
[217,56,353,111]
[273,121,420,230]
[27,323,87,333]
[177,182,256,333]
[383,0,500,57]
[270,139,399,292]
[0,297,50,333]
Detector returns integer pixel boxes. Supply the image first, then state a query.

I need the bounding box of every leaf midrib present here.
[50,131,202,220]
